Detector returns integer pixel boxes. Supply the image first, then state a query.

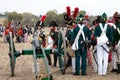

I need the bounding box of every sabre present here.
[92,46,98,66]
[101,45,109,53]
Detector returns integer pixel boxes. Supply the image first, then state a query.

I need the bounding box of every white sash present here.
[117,28,120,35]
[72,24,85,50]
[99,23,107,36]
[97,23,108,45]
[78,24,85,41]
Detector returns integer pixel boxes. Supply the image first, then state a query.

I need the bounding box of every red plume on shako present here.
[85,15,89,19]
[39,15,46,26]
[64,6,79,26]
[73,7,79,19]
[40,15,46,22]
[66,6,71,17]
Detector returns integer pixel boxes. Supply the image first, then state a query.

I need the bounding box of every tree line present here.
[0,10,99,27]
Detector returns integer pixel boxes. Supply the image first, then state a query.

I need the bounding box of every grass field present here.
[0,17,6,25]
[0,28,120,80]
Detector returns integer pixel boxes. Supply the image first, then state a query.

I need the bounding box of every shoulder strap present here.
[78,24,85,40]
[74,25,82,43]
[99,23,107,35]
[117,28,120,35]
[74,24,85,43]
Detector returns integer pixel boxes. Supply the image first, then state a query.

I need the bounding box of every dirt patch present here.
[0,28,120,80]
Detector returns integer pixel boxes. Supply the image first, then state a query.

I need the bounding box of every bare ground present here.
[0,28,120,80]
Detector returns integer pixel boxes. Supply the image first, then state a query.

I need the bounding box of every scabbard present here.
[101,45,109,53]
[92,46,98,66]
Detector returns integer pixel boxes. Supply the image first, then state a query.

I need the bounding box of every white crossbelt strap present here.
[97,23,108,45]
[74,24,85,43]
[99,23,107,35]
[117,28,120,35]
[78,24,85,41]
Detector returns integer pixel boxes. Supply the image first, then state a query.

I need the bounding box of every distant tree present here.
[3,18,8,26]
[79,10,86,16]
[7,11,23,22]
[45,10,58,26]
[22,12,38,26]
[4,12,9,16]
[45,9,65,27]
[57,13,65,26]
[0,13,6,17]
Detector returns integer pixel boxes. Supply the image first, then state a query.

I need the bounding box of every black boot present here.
[65,55,72,69]
[53,54,57,67]
[46,55,52,65]
[111,68,118,72]
[117,62,120,74]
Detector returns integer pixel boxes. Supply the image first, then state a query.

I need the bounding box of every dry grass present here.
[0,18,6,25]
[0,28,120,80]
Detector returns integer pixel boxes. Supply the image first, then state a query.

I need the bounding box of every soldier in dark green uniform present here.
[71,14,91,76]
[94,13,112,75]
[48,21,59,67]
[111,12,120,74]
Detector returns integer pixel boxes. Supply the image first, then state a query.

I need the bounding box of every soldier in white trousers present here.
[94,13,113,75]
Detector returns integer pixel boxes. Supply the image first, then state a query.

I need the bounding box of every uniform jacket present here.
[94,23,113,42]
[71,24,91,50]
[113,24,120,45]
[49,30,58,47]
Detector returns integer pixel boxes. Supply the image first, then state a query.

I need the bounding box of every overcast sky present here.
[0,0,120,17]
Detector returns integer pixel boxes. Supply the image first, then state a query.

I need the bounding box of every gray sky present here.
[0,0,120,17]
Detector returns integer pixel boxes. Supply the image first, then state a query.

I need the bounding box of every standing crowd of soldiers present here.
[1,6,120,77]
[1,22,32,43]
[65,8,120,76]
[43,6,120,76]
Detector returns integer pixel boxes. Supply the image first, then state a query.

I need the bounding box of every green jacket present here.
[71,24,91,50]
[113,24,120,45]
[94,23,112,42]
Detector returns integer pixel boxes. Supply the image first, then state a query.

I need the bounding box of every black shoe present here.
[48,63,52,66]
[53,65,56,67]
[117,63,120,74]
[73,73,80,76]
[81,73,87,76]
[111,69,118,72]
[117,71,120,74]
[117,70,120,74]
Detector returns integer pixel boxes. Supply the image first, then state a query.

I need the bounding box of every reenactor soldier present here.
[34,15,46,47]
[4,22,14,43]
[94,13,113,75]
[64,6,79,73]
[33,15,48,63]
[111,12,120,74]
[16,22,23,43]
[71,14,91,76]
[0,24,3,37]
[48,21,59,67]
[91,16,101,72]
